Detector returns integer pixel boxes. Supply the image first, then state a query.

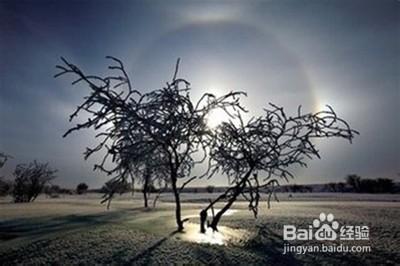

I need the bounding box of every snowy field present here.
[0,193,399,265]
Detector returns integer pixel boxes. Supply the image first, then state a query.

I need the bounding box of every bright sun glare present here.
[179,209,247,245]
[203,84,234,128]
[207,108,231,128]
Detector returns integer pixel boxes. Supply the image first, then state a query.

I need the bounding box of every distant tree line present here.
[341,175,396,193]
[321,175,397,193]
[276,175,398,194]
[281,184,314,193]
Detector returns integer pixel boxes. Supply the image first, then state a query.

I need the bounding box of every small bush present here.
[76,183,89,194]
[346,174,361,192]
[206,185,215,193]
[44,185,61,197]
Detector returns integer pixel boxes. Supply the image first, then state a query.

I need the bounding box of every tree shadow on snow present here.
[0,208,144,242]
[244,225,301,265]
[124,231,178,265]
[247,224,371,266]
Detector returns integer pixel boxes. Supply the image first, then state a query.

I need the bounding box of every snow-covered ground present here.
[0,193,399,265]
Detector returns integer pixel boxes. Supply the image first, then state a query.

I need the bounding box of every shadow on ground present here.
[246,223,395,266]
[1,207,399,265]
[0,208,144,243]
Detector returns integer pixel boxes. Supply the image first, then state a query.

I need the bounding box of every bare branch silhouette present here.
[12,161,57,203]
[55,57,246,231]
[199,104,359,232]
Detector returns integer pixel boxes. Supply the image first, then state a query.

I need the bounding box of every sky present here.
[0,0,399,188]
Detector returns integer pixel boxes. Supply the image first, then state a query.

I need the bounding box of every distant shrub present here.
[76,182,89,194]
[375,178,395,193]
[0,178,12,196]
[345,175,394,193]
[358,179,376,193]
[12,161,57,203]
[346,174,361,192]
[44,184,61,197]
[336,182,346,192]
[359,178,394,193]
[303,186,313,192]
[325,183,337,192]
[288,184,304,193]
[101,180,131,194]
[325,182,346,192]
[60,188,74,195]
[206,185,215,193]
[101,179,132,209]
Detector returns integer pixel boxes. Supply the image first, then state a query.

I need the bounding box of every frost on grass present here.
[0,197,399,265]
[0,225,265,265]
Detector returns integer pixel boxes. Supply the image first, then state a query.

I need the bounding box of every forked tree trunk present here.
[209,189,241,231]
[200,169,253,233]
[152,187,164,208]
[106,194,113,210]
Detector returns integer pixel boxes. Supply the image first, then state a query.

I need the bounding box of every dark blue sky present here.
[0,0,399,188]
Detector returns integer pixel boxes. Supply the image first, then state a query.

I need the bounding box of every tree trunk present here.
[171,175,184,231]
[201,169,253,232]
[200,209,208,233]
[142,178,149,208]
[106,195,112,210]
[152,187,164,208]
[209,192,239,231]
[143,190,148,208]
[199,193,228,233]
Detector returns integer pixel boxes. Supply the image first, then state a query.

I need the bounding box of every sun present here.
[201,83,234,128]
[206,108,231,128]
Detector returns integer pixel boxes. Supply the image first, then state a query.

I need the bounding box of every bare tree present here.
[12,161,57,203]
[141,166,152,208]
[199,104,358,232]
[55,57,245,231]
[137,157,168,208]
[100,178,132,209]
